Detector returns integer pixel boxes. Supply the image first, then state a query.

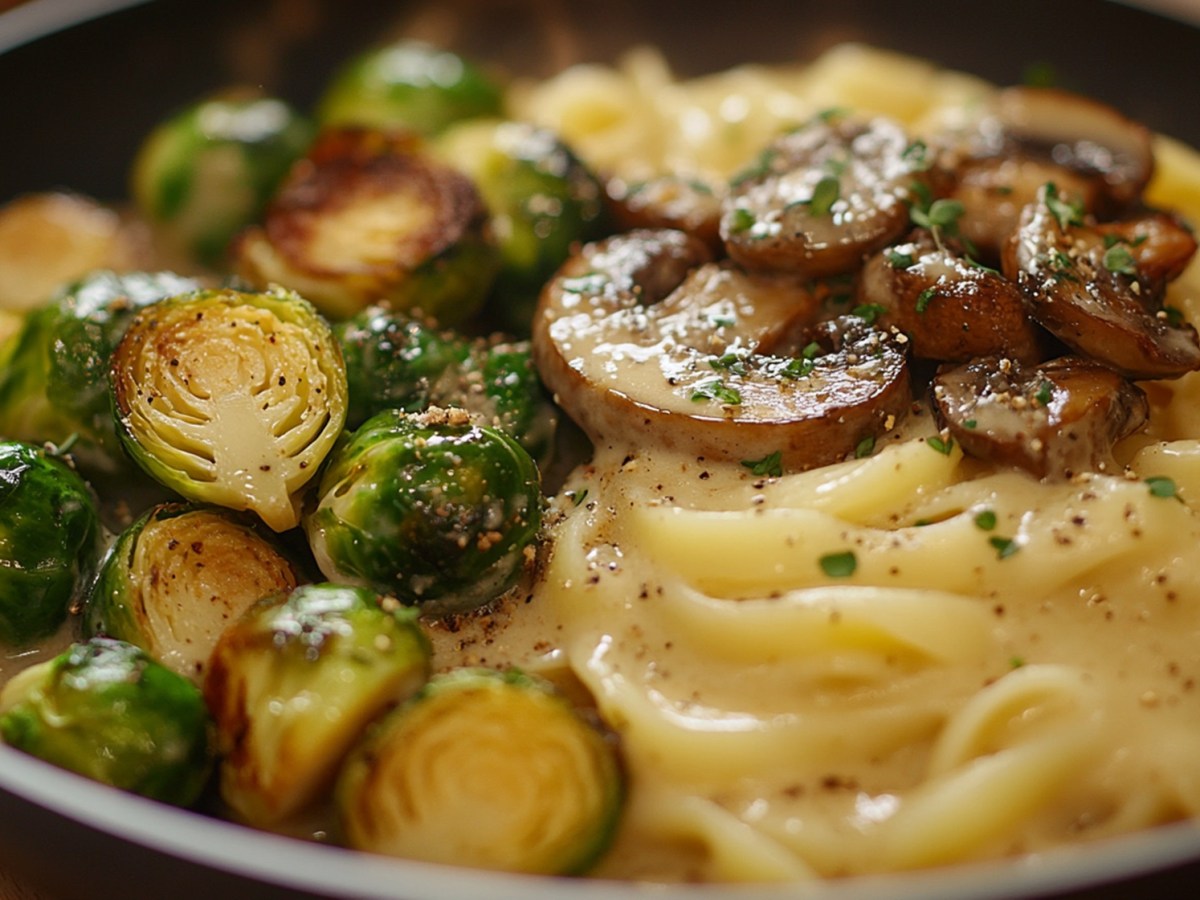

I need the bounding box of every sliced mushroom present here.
[532,229,911,469]
[857,230,1044,363]
[932,355,1148,480]
[1002,185,1200,380]
[944,86,1155,258]
[605,174,725,254]
[948,156,1099,262]
[991,87,1154,210]
[720,115,927,278]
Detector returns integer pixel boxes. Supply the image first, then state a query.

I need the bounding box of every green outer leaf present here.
[317,40,504,135]
[0,441,101,646]
[131,93,313,265]
[0,637,213,806]
[206,583,431,825]
[0,271,201,476]
[305,409,542,613]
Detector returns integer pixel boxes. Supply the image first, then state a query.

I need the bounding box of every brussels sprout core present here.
[111,287,348,531]
[337,668,624,874]
[305,407,542,614]
[85,503,305,681]
[204,583,431,827]
[0,637,214,807]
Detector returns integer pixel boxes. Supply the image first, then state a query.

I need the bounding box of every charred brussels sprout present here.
[436,120,608,331]
[110,286,348,532]
[0,441,100,647]
[132,90,313,267]
[337,667,623,874]
[0,270,202,476]
[233,127,500,324]
[204,583,430,827]
[304,408,542,614]
[84,502,307,682]
[0,637,214,807]
[317,40,503,136]
[334,306,556,463]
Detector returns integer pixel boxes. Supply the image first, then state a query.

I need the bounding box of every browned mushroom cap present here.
[944,86,1154,260]
[532,229,911,469]
[991,87,1154,210]
[932,355,1148,480]
[857,230,1043,363]
[720,115,927,278]
[605,174,725,254]
[1001,184,1200,380]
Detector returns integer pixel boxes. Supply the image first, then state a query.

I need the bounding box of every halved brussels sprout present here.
[316,40,504,135]
[0,636,214,807]
[110,286,348,532]
[0,441,101,647]
[204,583,430,827]
[336,667,624,874]
[232,127,500,324]
[0,270,203,476]
[304,407,542,615]
[435,120,609,332]
[334,306,556,463]
[131,89,313,267]
[84,502,308,682]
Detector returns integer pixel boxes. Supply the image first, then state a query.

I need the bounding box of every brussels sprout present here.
[110,286,348,532]
[0,441,101,647]
[0,270,203,476]
[334,306,473,428]
[336,667,624,874]
[232,127,500,324]
[334,306,556,463]
[0,636,214,807]
[204,583,430,827]
[132,89,313,267]
[304,407,542,615]
[316,40,504,136]
[435,120,609,332]
[84,502,307,682]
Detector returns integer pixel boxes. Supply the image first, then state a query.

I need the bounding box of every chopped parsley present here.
[819,550,858,578]
[852,303,888,325]
[727,207,757,234]
[806,174,841,217]
[963,418,978,429]
[690,379,743,405]
[886,249,915,269]
[854,435,876,459]
[902,139,932,171]
[742,450,784,478]
[1145,475,1180,500]
[927,435,955,455]
[779,341,822,379]
[560,273,609,294]
[1043,182,1084,232]
[710,352,748,376]
[973,509,997,531]
[1034,380,1054,407]
[1102,243,1138,276]
[989,536,1019,559]
[915,287,936,314]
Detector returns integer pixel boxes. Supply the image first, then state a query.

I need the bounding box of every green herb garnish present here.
[819,550,858,578]
[742,450,784,478]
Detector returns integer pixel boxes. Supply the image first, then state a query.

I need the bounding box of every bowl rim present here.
[2,1,1200,898]
[2,741,1200,900]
